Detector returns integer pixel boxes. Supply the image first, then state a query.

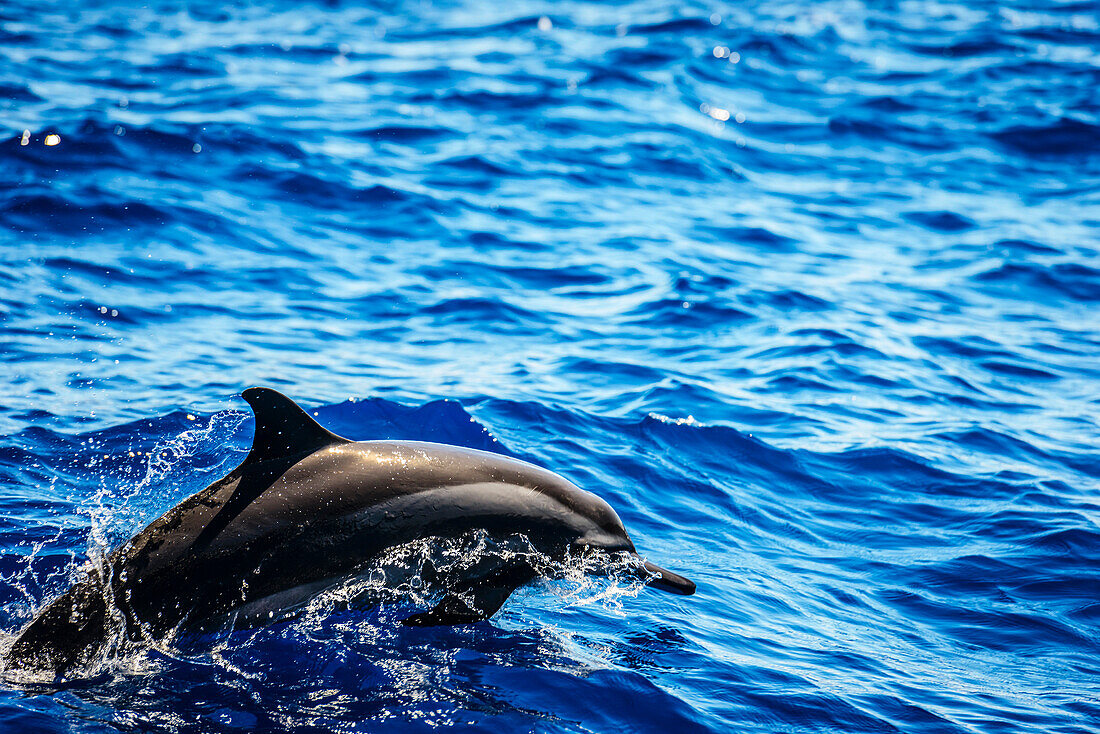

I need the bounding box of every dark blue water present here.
[3,0,1100,730]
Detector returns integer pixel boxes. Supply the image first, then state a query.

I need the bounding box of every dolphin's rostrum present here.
[4,387,695,678]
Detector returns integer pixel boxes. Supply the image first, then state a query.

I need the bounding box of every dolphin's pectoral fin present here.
[401,589,511,626]
[402,567,534,627]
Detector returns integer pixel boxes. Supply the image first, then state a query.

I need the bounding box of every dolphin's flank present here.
[3,387,695,678]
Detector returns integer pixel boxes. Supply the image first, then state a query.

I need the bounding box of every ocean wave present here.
[992,117,1100,157]
[973,262,1100,302]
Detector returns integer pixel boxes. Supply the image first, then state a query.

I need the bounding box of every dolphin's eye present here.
[573,537,633,555]
[603,538,634,553]
[571,540,602,558]
[601,518,625,536]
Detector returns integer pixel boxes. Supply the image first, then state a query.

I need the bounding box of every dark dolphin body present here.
[4,388,695,678]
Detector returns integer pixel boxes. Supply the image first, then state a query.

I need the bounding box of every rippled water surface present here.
[2,0,1100,731]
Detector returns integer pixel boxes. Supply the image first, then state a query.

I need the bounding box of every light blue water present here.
[2,0,1100,731]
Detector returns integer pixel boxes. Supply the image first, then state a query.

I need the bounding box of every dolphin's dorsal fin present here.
[241,387,350,466]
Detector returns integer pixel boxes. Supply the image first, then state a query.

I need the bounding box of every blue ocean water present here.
[2,0,1100,730]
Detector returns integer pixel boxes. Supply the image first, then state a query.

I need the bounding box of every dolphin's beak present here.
[634,557,696,595]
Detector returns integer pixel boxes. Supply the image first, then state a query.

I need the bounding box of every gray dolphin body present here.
[4,388,694,677]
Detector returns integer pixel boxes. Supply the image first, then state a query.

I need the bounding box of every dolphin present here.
[3,387,695,678]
